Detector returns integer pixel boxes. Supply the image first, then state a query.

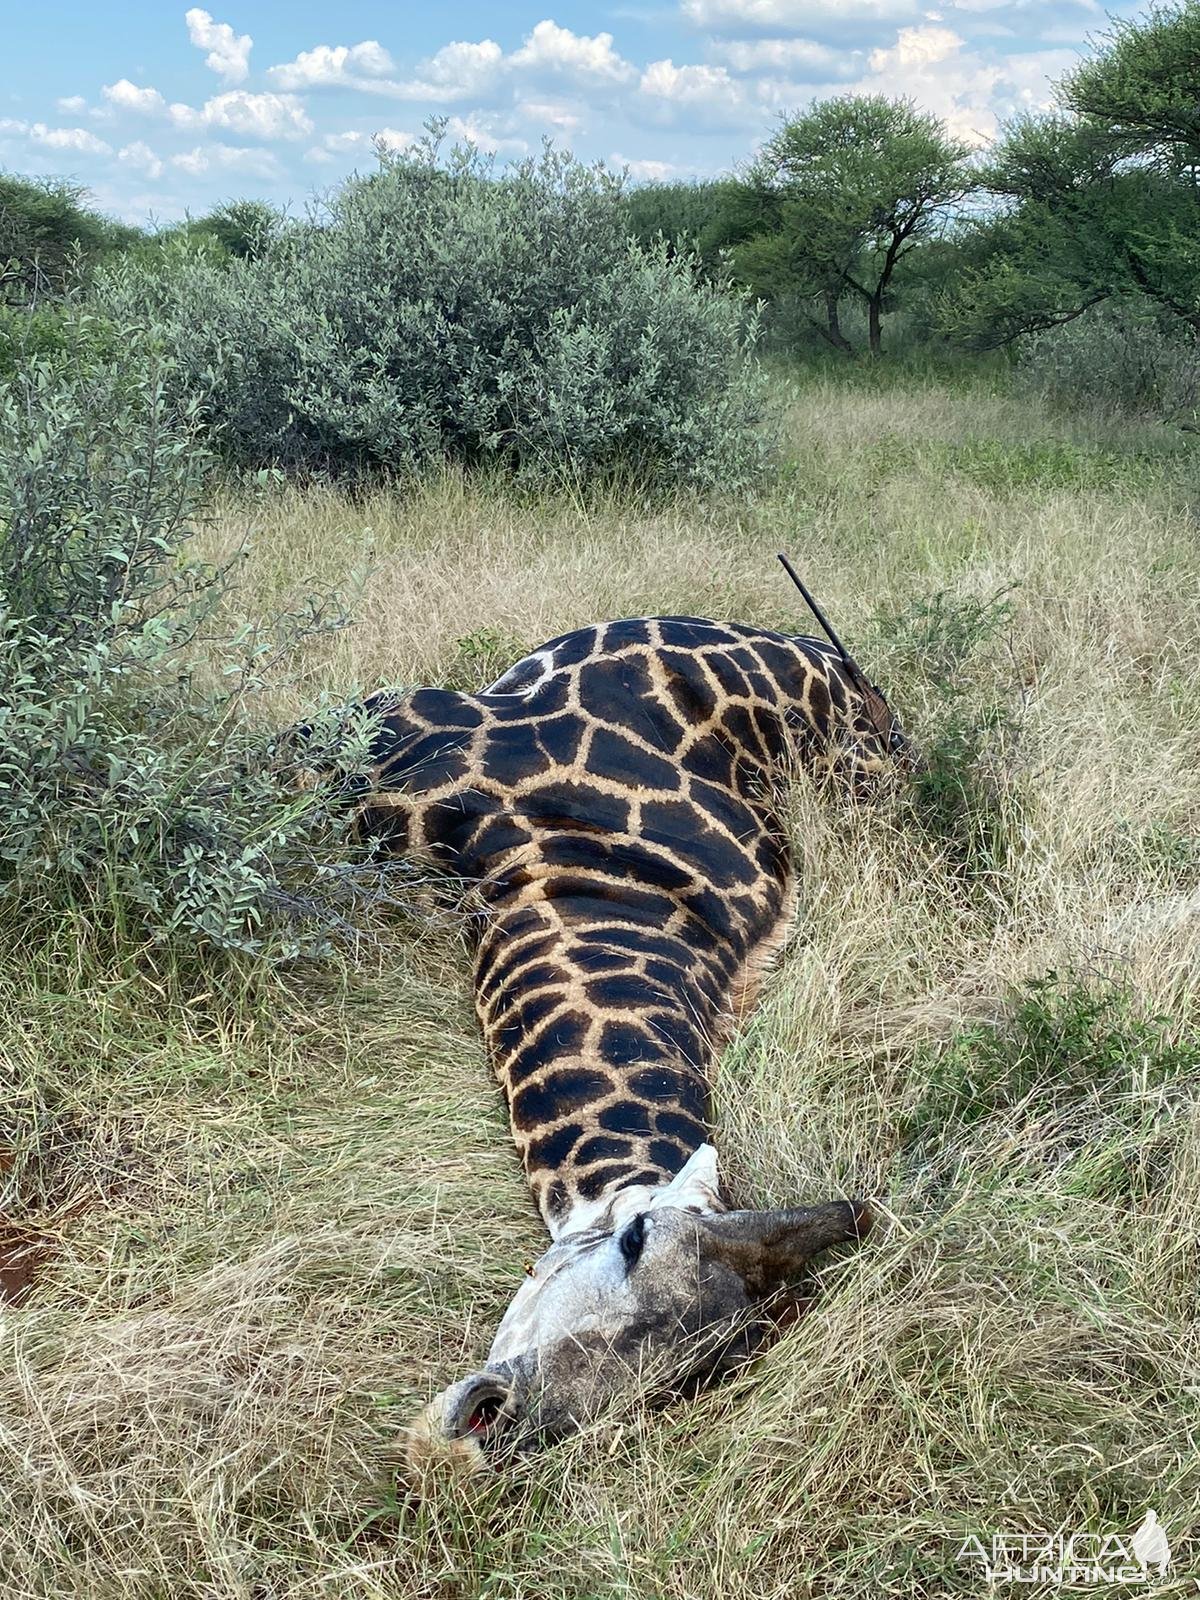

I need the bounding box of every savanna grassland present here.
[2,365,1200,1599]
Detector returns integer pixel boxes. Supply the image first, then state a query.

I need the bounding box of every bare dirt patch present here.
[0,1220,49,1305]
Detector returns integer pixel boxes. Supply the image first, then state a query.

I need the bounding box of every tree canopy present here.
[947,0,1200,347]
[737,96,974,355]
[0,174,137,303]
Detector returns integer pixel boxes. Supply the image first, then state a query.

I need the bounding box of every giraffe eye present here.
[619,1213,647,1270]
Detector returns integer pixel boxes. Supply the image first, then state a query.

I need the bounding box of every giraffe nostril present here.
[467,1395,505,1435]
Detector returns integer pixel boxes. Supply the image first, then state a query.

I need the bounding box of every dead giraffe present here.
[344,611,906,1474]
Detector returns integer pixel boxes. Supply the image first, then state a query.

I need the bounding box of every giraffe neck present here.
[475,899,738,1237]
[352,616,904,1242]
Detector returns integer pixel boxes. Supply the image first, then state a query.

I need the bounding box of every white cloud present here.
[713,37,854,73]
[197,89,312,139]
[373,126,414,152]
[25,122,112,154]
[118,139,164,179]
[994,46,1077,110]
[103,79,168,115]
[515,98,584,133]
[395,39,505,100]
[870,20,964,66]
[268,40,396,90]
[320,130,376,154]
[304,126,415,162]
[269,22,632,105]
[172,142,279,177]
[611,152,686,180]
[509,20,634,82]
[172,90,313,140]
[185,9,253,83]
[857,25,996,142]
[101,78,309,141]
[853,23,1067,144]
[639,59,748,121]
[444,113,529,156]
[56,95,88,114]
[683,0,919,31]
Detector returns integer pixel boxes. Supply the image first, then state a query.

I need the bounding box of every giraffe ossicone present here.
[340,615,908,1476]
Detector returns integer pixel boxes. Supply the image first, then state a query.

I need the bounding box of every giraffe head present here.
[404,1150,871,1479]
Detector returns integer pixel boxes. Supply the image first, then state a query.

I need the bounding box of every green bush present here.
[0,313,372,956]
[100,135,768,493]
[0,172,138,304]
[902,974,1200,1205]
[1016,300,1200,422]
[871,588,1021,888]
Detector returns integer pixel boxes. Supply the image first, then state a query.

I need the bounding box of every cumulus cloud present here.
[118,140,165,179]
[856,25,997,142]
[712,37,857,74]
[267,40,396,91]
[0,118,113,154]
[638,59,749,123]
[509,20,634,82]
[181,89,313,140]
[611,152,688,180]
[103,79,168,115]
[17,122,113,154]
[853,23,1065,144]
[268,22,632,104]
[445,112,530,155]
[515,98,584,133]
[398,39,505,100]
[101,78,310,140]
[56,95,88,114]
[301,108,525,157]
[185,9,252,83]
[304,126,415,162]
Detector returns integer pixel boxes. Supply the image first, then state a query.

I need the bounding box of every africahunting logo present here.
[957,1511,1171,1585]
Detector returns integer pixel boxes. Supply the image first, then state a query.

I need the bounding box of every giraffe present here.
[336,612,907,1475]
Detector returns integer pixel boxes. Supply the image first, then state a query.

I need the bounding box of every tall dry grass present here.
[2,369,1198,1598]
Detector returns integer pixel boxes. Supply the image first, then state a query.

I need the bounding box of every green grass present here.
[2,365,1200,1597]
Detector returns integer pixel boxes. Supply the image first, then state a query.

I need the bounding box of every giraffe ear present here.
[702,1200,872,1297]
[650,1143,723,1212]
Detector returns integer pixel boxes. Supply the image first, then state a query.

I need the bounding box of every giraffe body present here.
[349,615,904,1469]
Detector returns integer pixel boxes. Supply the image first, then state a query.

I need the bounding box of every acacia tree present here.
[946,2,1200,347]
[1065,0,1200,166]
[747,96,974,355]
[0,174,136,303]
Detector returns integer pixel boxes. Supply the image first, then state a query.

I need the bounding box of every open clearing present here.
[2,368,1198,1598]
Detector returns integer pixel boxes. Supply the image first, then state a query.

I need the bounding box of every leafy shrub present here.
[1016,299,1200,422]
[1107,817,1200,885]
[0,301,76,378]
[446,626,528,692]
[902,974,1200,1204]
[872,587,1015,682]
[0,173,138,305]
[871,588,1021,886]
[100,135,768,493]
[0,312,372,956]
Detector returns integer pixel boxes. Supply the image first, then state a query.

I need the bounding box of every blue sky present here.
[1,0,1147,224]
